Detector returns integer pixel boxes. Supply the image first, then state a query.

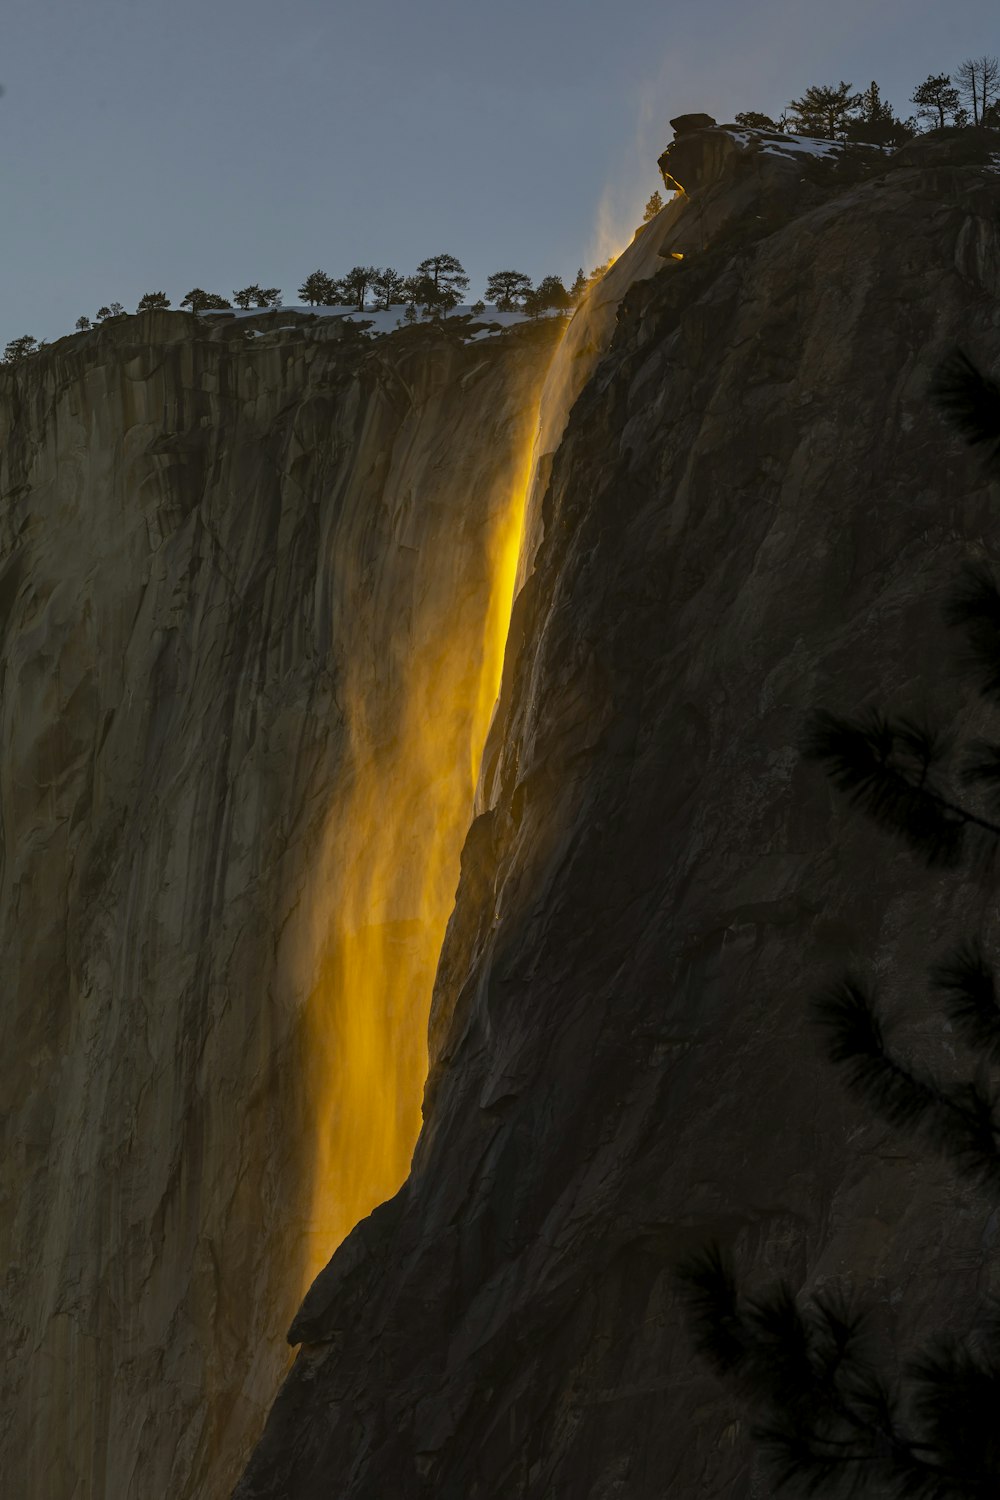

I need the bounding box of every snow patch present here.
[200,301,562,343]
[719,126,892,162]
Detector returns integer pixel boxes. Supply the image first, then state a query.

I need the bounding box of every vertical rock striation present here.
[0,312,559,1499]
[238,133,1000,1496]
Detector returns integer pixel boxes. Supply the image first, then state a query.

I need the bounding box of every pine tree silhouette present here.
[679,349,1000,1498]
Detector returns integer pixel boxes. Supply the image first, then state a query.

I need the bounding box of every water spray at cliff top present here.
[300,197,690,1287]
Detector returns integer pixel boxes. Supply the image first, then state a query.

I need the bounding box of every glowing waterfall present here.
[299,224,664,1285]
[300,395,541,1285]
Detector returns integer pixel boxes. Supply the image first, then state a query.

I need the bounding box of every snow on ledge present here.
[200,302,563,342]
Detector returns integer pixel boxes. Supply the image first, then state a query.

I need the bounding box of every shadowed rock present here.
[236,131,1000,1498]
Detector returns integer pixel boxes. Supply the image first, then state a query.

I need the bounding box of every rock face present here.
[237,135,1000,1495]
[0,311,559,1499]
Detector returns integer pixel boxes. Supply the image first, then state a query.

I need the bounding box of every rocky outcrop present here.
[237,134,1000,1495]
[658,116,894,196]
[0,312,560,1499]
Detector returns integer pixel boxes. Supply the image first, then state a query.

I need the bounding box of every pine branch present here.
[745,1283,818,1406]
[805,709,1000,867]
[814,981,944,1131]
[814,980,1000,1188]
[810,1292,872,1389]
[961,740,1000,811]
[675,1243,749,1376]
[945,565,1000,703]
[679,1246,928,1497]
[928,350,1000,473]
[753,1420,888,1498]
[938,1077,1000,1188]
[930,943,1000,1064]
[906,1333,1000,1494]
[681,1246,1000,1495]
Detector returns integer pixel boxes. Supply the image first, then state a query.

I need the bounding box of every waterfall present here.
[301,200,688,1287]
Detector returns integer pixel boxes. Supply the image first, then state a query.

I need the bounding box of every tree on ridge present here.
[370,266,407,310]
[3,335,37,363]
[787,80,862,138]
[844,81,915,146]
[524,275,571,316]
[643,190,664,221]
[484,270,533,310]
[298,269,339,306]
[136,291,171,313]
[339,265,379,310]
[180,289,232,312]
[734,109,785,132]
[414,253,469,311]
[232,285,281,309]
[403,273,436,315]
[911,72,962,130]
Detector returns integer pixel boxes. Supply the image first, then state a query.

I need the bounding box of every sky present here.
[2,0,997,350]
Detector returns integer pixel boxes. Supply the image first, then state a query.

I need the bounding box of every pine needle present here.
[930,943,1000,1063]
[928,349,1000,472]
[945,564,1000,703]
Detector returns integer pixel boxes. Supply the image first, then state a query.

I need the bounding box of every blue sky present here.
[2,0,997,349]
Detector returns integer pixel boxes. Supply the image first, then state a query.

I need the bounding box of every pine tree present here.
[96,303,126,321]
[403,273,436,314]
[911,73,962,131]
[532,274,571,311]
[414,253,469,311]
[680,351,1000,1497]
[298,269,338,306]
[484,270,533,310]
[570,267,588,302]
[136,291,170,313]
[180,289,232,313]
[734,110,784,132]
[643,190,664,221]
[233,285,281,309]
[3,335,37,363]
[75,316,91,331]
[787,81,862,139]
[339,265,378,310]
[843,81,915,147]
[370,266,406,310]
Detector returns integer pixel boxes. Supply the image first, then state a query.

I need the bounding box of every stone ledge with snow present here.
[198,303,563,342]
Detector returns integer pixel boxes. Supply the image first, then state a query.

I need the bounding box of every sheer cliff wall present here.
[238,138,1000,1497]
[0,312,559,1499]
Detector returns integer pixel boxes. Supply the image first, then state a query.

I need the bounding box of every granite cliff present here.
[0,309,562,1497]
[237,124,1000,1496]
[5,117,1000,1500]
